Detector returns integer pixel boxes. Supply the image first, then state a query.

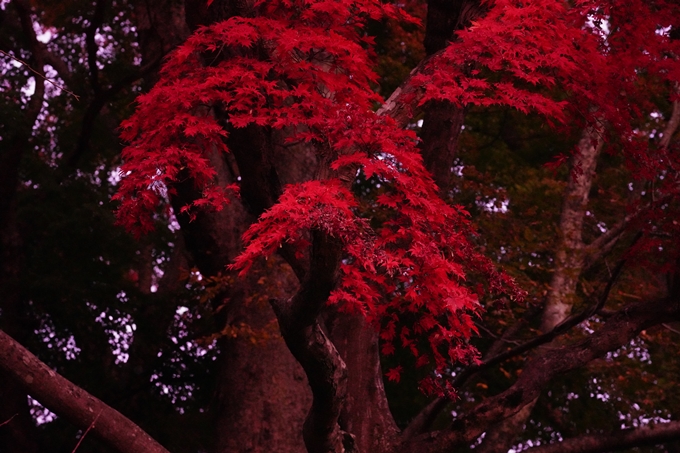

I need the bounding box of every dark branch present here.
[401,397,450,442]
[0,329,170,453]
[66,56,162,169]
[448,246,631,390]
[401,304,540,440]
[85,0,107,95]
[270,232,351,453]
[402,296,680,453]
[522,421,680,453]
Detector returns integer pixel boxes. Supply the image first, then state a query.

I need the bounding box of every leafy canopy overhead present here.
[115,0,680,389]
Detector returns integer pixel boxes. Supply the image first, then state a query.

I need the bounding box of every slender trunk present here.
[541,125,604,332]
[476,125,604,453]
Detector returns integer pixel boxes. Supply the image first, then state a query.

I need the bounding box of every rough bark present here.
[122,2,312,452]
[328,314,400,453]
[169,141,311,453]
[269,232,349,453]
[0,329,171,453]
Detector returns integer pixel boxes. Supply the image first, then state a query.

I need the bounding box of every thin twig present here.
[474,322,522,346]
[662,323,680,336]
[71,410,101,453]
[0,414,17,428]
[0,49,80,100]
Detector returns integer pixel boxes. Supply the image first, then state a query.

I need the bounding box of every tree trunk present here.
[476,124,604,453]
[328,313,400,453]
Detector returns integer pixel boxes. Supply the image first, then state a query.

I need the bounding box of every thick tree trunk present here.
[127,2,312,451]
[328,314,400,453]
[169,143,312,453]
[419,0,485,192]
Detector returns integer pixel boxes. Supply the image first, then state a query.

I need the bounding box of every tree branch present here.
[270,232,351,453]
[402,296,680,453]
[85,0,107,95]
[0,50,78,100]
[401,307,539,441]
[659,94,680,149]
[522,421,680,453]
[376,51,440,127]
[0,329,171,453]
[448,244,631,391]
[66,55,163,169]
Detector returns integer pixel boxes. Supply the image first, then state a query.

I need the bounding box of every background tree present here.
[1,1,680,453]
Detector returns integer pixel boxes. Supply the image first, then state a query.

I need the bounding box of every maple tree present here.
[2,0,680,452]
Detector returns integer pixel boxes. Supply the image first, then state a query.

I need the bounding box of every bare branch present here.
[65,55,163,169]
[446,244,631,391]
[401,397,449,442]
[402,296,680,453]
[0,329,170,453]
[402,308,539,440]
[13,0,47,120]
[0,50,79,100]
[71,410,101,453]
[0,414,17,428]
[522,421,680,453]
[662,323,680,336]
[85,0,107,95]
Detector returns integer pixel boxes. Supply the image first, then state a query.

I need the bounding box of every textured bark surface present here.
[214,294,309,453]
[126,2,313,451]
[328,314,400,453]
[541,125,604,332]
[170,147,312,453]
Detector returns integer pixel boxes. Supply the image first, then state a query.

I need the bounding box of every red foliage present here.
[115,0,680,393]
